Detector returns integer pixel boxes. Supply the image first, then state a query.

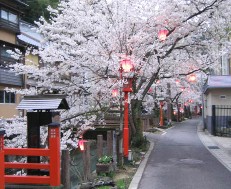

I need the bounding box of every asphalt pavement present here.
[129,118,231,189]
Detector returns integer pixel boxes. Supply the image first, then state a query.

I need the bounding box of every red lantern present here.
[188,74,196,82]
[120,58,134,73]
[158,30,169,41]
[156,80,160,84]
[112,89,119,97]
[175,79,180,84]
[148,88,153,93]
[78,139,87,151]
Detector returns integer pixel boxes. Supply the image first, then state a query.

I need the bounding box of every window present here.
[0,9,18,24]
[0,91,15,103]
[1,10,7,20]
[9,12,17,23]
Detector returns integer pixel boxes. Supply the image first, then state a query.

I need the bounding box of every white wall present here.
[204,88,231,116]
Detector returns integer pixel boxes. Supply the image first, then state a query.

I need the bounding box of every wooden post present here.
[97,135,103,159]
[0,130,5,189]
[61,150,71,189]
[112,130,117,167]
[116,130,123,166]
[82,141,91,181]
[107,131,113,156]
[48,123,61,186]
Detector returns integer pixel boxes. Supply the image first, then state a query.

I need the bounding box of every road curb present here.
[128,140,154,189]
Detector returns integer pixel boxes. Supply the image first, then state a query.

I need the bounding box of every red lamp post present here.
[159,100,164,127]
[157,30,168,126]
[119,58,134,158]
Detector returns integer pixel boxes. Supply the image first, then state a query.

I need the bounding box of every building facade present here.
[0,0,27,118]
[203,75,231,134]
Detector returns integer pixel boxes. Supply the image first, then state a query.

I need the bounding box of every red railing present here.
[0,123,61,188]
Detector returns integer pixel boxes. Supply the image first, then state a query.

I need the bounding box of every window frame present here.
[0,8,18,24]
[0,91,16,104]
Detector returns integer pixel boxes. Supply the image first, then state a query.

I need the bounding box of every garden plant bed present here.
[96,163,114,174]
[79,142,150,189]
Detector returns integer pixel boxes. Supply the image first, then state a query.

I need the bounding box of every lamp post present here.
[119,58,134,158]
[157,29,168,126]
[159,99,165,127]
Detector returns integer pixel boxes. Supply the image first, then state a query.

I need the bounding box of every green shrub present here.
[98,155,113,164]
[116,179,126,189]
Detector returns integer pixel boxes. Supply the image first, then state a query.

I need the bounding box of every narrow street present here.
[139,118,231,189]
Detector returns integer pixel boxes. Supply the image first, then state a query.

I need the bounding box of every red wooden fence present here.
[0,123,61,188]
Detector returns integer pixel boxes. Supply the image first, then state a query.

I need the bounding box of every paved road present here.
[139,118,231,189]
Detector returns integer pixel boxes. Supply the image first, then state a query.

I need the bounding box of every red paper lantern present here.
[189,99,193,103]
[78,139,87,151]
[148,88,153,93]
[112,89,119,97]
[158,30,169,41]
[188,74,196,82]
[120,58,134,72]
[175,79,180,84]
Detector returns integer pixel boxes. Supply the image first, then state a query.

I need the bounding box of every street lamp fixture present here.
[119,57,134,158]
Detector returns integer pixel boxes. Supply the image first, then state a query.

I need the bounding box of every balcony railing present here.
[0,55,23,87]
[0,56,15,67]
[0,67,23,87]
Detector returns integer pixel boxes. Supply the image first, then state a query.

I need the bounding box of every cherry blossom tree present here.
[7,0,231,149]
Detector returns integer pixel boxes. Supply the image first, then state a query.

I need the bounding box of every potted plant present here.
[96,155,114,174]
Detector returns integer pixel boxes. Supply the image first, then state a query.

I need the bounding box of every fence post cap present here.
[48,122,61,127]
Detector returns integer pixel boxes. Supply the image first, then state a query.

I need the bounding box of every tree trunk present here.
[130,99,144,147]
